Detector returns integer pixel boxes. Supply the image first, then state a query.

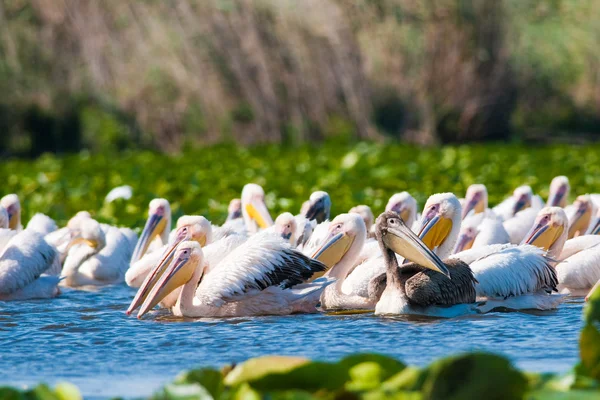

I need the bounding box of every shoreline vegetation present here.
[2,290,600,399]
[1,141,599,227]
[2,1,600,157]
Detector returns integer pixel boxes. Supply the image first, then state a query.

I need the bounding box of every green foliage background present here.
[0,141,597,228]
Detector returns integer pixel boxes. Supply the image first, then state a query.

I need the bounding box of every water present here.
[0,285,584,399]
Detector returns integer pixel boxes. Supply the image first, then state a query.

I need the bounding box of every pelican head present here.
[67,219,106,253]
[349,205,374,232]
[547,176,570,207]
[376,211,450,278]
[241,184,273,233]
[137,241,204,318]
[586,207,600,235]
[0,194,21,230]
[521,207,568,258]
[512,186,533,215]
[462,184,488,219]
[453,216,480,253]
[130,198,171,263]
[126,216,212,315]
[274,212,297,244]
[303,191,331,223]
[311,213,366,278]
[385,192,417,227]
[567,195,595,239]
[226,199,242,221]
[0,206,9,229]
[414,193,462,259]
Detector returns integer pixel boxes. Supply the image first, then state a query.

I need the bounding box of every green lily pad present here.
[152,383,213,400]
[224,356,310,386]
[584,285,600,324]
[25,384,59,400]
[175,368,223,399]
[526,389,600,399]
[53,383,82,400]
[579,323,600,380]
[346,362,385,391]
[422,353,527,400]
[0,387,24,400]
[339,354,406,382]
[382,367,429,392]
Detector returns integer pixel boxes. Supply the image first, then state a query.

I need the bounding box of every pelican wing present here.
[195,233,327,306]
[492,196,515,221]
[0,230,57,295]
[457,244,558,298]
[405,259,477,306]
[559,236,600,261]
[213,219,247,241]
[474,217,510,247]
[557,246,600,290]
[0,229,17,254]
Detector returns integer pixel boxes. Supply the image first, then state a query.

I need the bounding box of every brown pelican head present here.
[126,216,211,315]
[302,191,331,223]
[311,213,366,279]
[385,192,417,228]
[567,195,595,239]
[0,194,21,230]
[521,207,568,258]
[241,184,273,233]
[375,211,450,278]
[414,193,462,259]
[349,205,374,232]
[511,186,533,216]
[462,184,488,219]
[130,198,171,263]
[547,176,570,208]
[137,241,204,318]
[274,212,297,245]
[226,199,242,221]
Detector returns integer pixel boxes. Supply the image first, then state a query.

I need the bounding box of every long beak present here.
[131,213,165,263]
[586,216,600,235]
[521,221,563,251]
[417,214,453,250]
[137,252,195,318]
[7,210,17,230]
[512,197,530,215]
[246,198,273,229]
[568,207,589,239]
[126,229,189,315]
[384,224,451,278]
[453,232,475,253]
[304,201,326,223]
[311,232,354,268]
[461,199,478,219]
[547,190,565,208]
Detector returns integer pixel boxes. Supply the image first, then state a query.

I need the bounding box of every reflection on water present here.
[0,285,584,399]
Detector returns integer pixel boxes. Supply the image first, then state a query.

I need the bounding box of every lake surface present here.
[0,285,584,399]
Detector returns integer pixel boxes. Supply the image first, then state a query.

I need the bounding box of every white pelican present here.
[45,211,93,264]
[126,216,217,312]
[565,195,595,239]
[310,213,376,310]
[241,184,274,234]
[349,205,375,237]
[0,206,17,252]
[0,194,23,230]
[132,232,330,318]
[105,185,133,203]
[453,212,510,253]
[373,211,478,317]
[130,198,171,264]
[493,185,540,221]
[226,199,242,221]
[272,212,298,245]
[386,192,418,230]
[301,191,331,223]
[503,207,539,244]
[523,207,600,296]
[0,229,60,300]
[61,219,131,287]
[461,184,490,219]
[547,176,570,207]
[415,193,561,310]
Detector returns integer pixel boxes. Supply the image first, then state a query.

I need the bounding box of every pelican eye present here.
[388,218,398,225]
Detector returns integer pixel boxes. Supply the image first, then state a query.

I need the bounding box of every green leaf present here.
[224,356,310,387]
[152,383,213,400]
[24,384,60,400]
[346,362,385,391]
[579,323,600,380]
[422,353,527,400]
[0,387,24,400]
[339,354,406,381]
[526,389,600,400]
[382,367,429,392]
[53,383,82,400]
[175,368,223,399]
[241,361,348,392]
[584,284,600,324]
[231,383,261,400]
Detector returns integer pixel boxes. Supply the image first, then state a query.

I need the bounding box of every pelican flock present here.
[1,174,599,320]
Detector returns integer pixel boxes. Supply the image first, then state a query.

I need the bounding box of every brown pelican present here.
[373,211,477,317]
[131,232,329,318]
[130,198,171,264]
[301,191,331,223]
[523,207,600,296]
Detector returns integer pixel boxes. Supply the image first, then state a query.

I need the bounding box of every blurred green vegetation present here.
[0,141,598,228]
[3,283,600,399]
[1,0,600,156]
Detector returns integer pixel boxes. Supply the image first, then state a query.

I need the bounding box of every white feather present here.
[503,208,538,244]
